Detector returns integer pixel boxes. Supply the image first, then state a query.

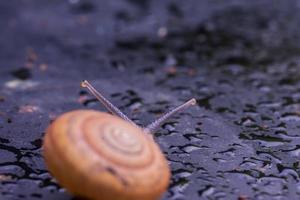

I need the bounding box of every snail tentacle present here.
[144,98,197,134]
[81,80,196,134]
[81,80,137,127]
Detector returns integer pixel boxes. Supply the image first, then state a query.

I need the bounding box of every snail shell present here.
[43,110,170,200]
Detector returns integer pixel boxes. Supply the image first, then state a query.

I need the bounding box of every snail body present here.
[43,80,196,200]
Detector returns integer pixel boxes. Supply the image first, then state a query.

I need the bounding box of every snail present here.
[43,80,196,200]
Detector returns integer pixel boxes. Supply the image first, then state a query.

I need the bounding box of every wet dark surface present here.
[1,0,300,199]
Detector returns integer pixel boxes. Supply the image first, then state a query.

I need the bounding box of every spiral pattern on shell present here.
[43,110,170,200]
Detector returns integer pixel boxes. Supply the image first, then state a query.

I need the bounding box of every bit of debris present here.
[0,175,12,181]
[158,27,168,38]
[18,105,40,113]
[238,195,249,200]
[5,80,38,89]
[39,63,48,71]
[165,66,177,76]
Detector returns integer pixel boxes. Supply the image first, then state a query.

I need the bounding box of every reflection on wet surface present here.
[1,0,300,199]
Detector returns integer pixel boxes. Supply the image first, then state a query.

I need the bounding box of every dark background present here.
[1,0,300,199]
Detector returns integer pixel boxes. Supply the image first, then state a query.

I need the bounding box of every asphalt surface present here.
[1,0,300,200]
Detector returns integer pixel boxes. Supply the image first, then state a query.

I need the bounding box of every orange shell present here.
[43,110,170,200]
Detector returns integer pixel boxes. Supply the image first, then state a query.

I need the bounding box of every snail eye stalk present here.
[144,98,196,134]
[81,80,196,134]
[81,80,136,126]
